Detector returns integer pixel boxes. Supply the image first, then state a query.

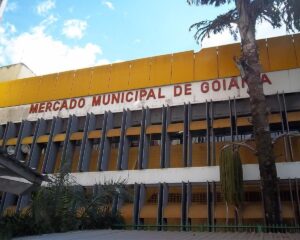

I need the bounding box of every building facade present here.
[0,34,300,226]
[0,63,35,82]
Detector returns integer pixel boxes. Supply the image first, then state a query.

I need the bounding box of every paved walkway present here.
[14,230,300,240]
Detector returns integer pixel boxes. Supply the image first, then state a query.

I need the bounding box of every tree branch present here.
[252,0,281,28]
[281,0,300,32]
[187,0,232,7]
[189,9,238,43]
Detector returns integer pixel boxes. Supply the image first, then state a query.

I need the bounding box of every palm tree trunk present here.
[236,0,281,225]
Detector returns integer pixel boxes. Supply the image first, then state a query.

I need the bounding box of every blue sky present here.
[0,0,291,75]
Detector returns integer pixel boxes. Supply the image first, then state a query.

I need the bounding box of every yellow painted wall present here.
[163,204,181,218]
[37,152,45,173]
[73,68,92,97]
[1,34,300,108]
[0,81,11,107]
[54,71,74,99]
[171,51,194,84]
[89,65,110,95]
[194,47,218,81]
[267,35,298,71]
[120,204,133,224]
[108,148,118,171]
[38,74,58,102]
[189,205,207,219]
[129,58,150,89]
[148,146,161,169]
[8,80,24,106]
[257,39,270,72]
[71,146,80,172]
[140,205,157,219]
[149,54,172,86]
[143,218,157,225]
[54,150,62,173]
[217,43,241,78]
[170,145,183,168]
[22,76,42,104]
[128,147,139,170]
[89,148,99,171]
[192,143,207,167]
[110,62,130,92]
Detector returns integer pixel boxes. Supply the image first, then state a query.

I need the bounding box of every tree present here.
[0,171,130,238]
[31,173,128,233]
[188,0,300,225]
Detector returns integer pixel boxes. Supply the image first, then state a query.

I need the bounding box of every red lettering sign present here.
[29,104,39,114]
[174,85,182,97]
[185,84,192,95]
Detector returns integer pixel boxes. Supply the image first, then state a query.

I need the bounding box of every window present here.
[171,139,181,145]
[280,190,292,201]
[170,133,183,145]
[30,121,37,135]
[147,193,158,203]
[244,191,261,202]
[110,137,120,149]
[45,120,52,134]
[78,117,86,131]
[61,118,69,133]
[150,134,161,146]
[215,192,224,202]
[191,193,207,203]
[74,140,81,147]
[130,139,139,147]
[129,136,139,147]
[168,193,182,203]
[92,138,100,151]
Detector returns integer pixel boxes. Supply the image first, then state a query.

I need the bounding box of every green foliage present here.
[219,147,243,207]
[187,0,233,7]
[188,0,299,43]
[0,212,36,239]
[0,172,128,238]
[189,9,238,43]
[283,0,300,31]
[30,171,79,233]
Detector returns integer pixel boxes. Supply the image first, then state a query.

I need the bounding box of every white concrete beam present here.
[51,162,300,186]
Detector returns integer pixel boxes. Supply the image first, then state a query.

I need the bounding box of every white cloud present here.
[0,21,109,75]
[62,19,87,39]
[102,1,114,10]
[96,59,111,65]
[201,21,289,48]
[36,0,55,16]
[40,14,58,28]
[113,59,124,63]
[5,1,18,12]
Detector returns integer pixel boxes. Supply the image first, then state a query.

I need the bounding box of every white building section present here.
[61,162,300,187]
[0,63,35,82]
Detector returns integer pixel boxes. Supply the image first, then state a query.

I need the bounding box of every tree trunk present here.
[236,0,281,225]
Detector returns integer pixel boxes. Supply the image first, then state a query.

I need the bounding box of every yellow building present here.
[0,34,300,226]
